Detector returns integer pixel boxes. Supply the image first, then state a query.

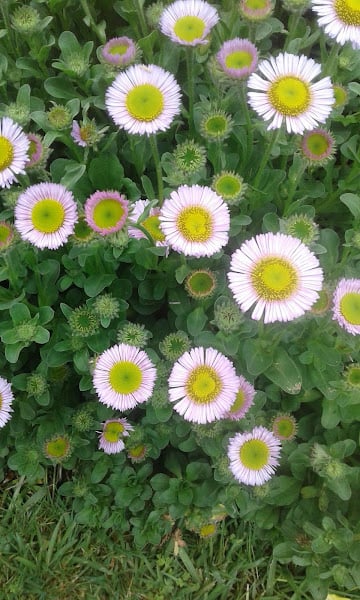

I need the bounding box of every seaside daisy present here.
[212,171,247,205]
[25,133,49,170]
[0,376,14,428]
[272,414,297,440]
[332,278,360,335]
[85,190,128,235]
[0,221,14,251]
[44,434,72,463]
[101,37,137,67]
[159,0,219,46]
[216,38,258,80]
[223,375,255,420]
[281,213,319,244]
[105,64,181,135]
[228,232,324,323]
[92,343,157,411]
[159,331,191,361]
[300,128,335,166]
[239,0,274,20]
[168,346,239,423]
[98,418,134,454]
[14,182,78,249]
[200,109,233,142]
[228,426,281,486]
[247,53,334,134]
[0,117,29,188]
[185,269,217,299]
[312,0,360,49]
[159,184,230,257]
[128,199,166,244]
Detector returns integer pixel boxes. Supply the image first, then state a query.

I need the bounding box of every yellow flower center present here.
[126,84,164,122]
[31,199,65,233]
[186,365,222,404]
[103,421,125,443]
[239,439,269,470]
[109,361,142,394]
[335,0,360,25]
[0,136,14,171]
[79,124,93,143]
[251,257,298,301]
[244,0,269,8]
[268,76,311,116]
[305,132,330,156]
[0,223,12,246]
[45,437,70,459]
[215,174,242,199]
[229,390,246,413]
[340,292,360,325]
[173,16,205,42]
[199,523,217,538]
[225,50,253,69]
[93,198,125,230]
[142,214,165,242]
[108,43,128,56]
[177,206,213,242]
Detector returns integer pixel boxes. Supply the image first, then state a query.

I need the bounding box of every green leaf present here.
[186,462,212,482]
[44,76,80,100]
[340,193,360,218]
[243,338,273,376]
[321,397,340,428]
[91,459,110,484]
[10,303,31,325]
[33,327,50,344]
[5,342,23,363]
[186,307,207,336]
[265,347,302,394]
[266,477,301,506]
[89,154,124,190]
[84,274,115,297]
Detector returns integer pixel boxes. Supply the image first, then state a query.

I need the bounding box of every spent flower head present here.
[344,363,360,389]
[68,306,100,338]
[239,0,275,20]
[300,128,336,166]
[26,374,48,398]
[47,104,73,130]
[117,322,152,348]
[93,294,120,321]
[272,414,297,440]
[159,331,191,361]
[44,434,72,463]
[0,222,15,251]
[172,139,207,174]
[280,213,319,245]
[200,109,234,142]
[185,269,217,299]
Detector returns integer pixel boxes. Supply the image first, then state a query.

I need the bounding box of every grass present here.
[0,477,317,600]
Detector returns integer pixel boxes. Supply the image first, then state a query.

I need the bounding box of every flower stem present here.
[149,135,164,204]
[322,43,339,77]
[79,0,106,43]
[134,0,149,38]
[185,48,195,136]
[239,82,253,169]
[284,13,301,51]
[252,129,280,190]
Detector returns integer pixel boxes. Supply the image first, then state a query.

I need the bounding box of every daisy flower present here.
[0,117,29,188]
[25,133,48,169]
[332,278,360,335]
[168,346,239,423]
[239,0,274,20]
[92,343,157,411]
[216,38,258,80]
[223,375,255,420]
[159,184,230,257]
[128,199,166,245]
[228,232,323,323]
[0,376,14,428]
[160,0,219,46]
[101,37,137,67]
[228,426,281,486]
[247,52,334,134]
[84,190,128,235]
[105,64,181,135]
[14,182,78,250]
[98,418,134,454]
[312,0,360,49]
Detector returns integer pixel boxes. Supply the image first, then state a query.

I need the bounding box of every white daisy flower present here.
[0,376,14,428]
[247,52,334,134]
[105,64,181,135]
[168,346,239,423]
[159,184,230,257]
[228,426,281,486]
[92,343,157,411]
[98,418,134,454]
[312,0,360,49]
[0,117,29,188]
[332,278,360,335]
[160,0,219,46]
[14,182,78,250]
[228,232,324,323]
